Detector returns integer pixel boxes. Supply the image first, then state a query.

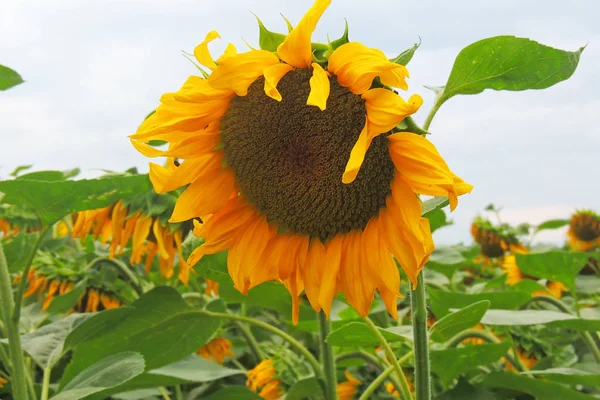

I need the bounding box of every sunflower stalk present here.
[363,317,412,400]
[41,367,52,400]
[359,351,414,400]
[318,311,337,400]
[411,274,431,400]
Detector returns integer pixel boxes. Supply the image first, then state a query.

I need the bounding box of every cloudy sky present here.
[1,0,597,245]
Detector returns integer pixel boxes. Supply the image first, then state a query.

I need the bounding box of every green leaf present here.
[440,36,584,103]
[46,280,88,314]
[16,168,80,182]
[425,208,450,233]
[536,219,570,232]
[429,300,490,343]
[390,38,421,66]
[326,321,410,347]
[480,372,598,400]
[51,352,145,400]
[112,389,162,400]
[0,64,24,90]
[0,174,152,226]
[254,15,287,52]
[434,378,496,400]
[1,313,93,369]
[203,387,262,400]
[515,251,588,291]
[286,376,323,400]
[576,275,600,294]
[65,307,134,350]
[9,165,33,177]
[428,288,530,318]
[430,341,511,384]
[524,368,600,387]
[480,309,600,331]
[60,287,221,389]
[2,232,40,272]
[148,354,243,382]
[421,197,449,216]
[329,20,349,52]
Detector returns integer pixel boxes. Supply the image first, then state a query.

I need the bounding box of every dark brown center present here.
[220,68,395,241]
[572,214,600,241]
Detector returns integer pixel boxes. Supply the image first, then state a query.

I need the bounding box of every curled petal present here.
[209,50,280,96]
[263,63,294,101]
[363,89,423,135]
[194,30,220,70]
[307,63,330,111]
[277,0,332,68]
[342,118,370,184]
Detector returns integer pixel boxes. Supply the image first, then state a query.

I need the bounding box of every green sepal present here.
[328,19,349,54]
[390,37,421,66]
[281,14,293,32]
[254,14,287,52]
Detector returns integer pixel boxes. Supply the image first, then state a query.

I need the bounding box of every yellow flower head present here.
[502,256,567,298]
[0,218,19,238]
[505,348,537,371]
[471,217,526,265]
[75,288,121,313]
[205,278,220,296]
[0,375,7,389]
[336,370,361,400]
[130,0,471,322]
[197,337,234,364]
[568,210,600,251]
[246,359,283,400]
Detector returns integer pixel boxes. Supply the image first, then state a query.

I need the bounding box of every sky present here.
[1,0,597,245]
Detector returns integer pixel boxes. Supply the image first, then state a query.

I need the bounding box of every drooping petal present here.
[303,239,326,312]
[277,0,332,68]
[307,63,330,111]
[342,118,370,184]
[169,168,236,222]
[209,50,280,96]
[194,30,220,70]
[388,132,473,210]
[263,63,294,101]
[318,234,345,317]
[363,89,423,135]
[328,42,409,94]
[149,152,223,194]
[216,43,237,64]
[340,231,377,317]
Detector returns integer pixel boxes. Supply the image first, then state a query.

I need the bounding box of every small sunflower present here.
[0,375,7,389]
[0,218,18,238]
[501,256,567,299]
[471,217,526,266]
[205,278,219,296]
[131,0,471,322]
[73,200,192,284]
[337,370,361,400]
[17,268,75,311]
[568,210,600,251]
[246,359,284,400]
[504,348,537,371]
[197,337,234,364]
[386,375,415,397]
[74,287,121,313]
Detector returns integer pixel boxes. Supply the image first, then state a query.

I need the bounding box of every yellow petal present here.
[149,152,223,194]
[194,30,220,70]
[318,234,344,318]
[263,63,294,101]
[342,118,370,184]
[307,63,330,111]
[303,239,325,312]
[363,89,423,135]
[217,43,237,64]
[328,42,409,94]
[388,132,473,211]
[208,50,280,96]
[277,0,331,68]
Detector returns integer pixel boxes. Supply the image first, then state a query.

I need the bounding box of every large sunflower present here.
[130,0,471,322]
[567,210,600,251]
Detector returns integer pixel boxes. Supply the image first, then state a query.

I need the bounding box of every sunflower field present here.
[0,1,597,399]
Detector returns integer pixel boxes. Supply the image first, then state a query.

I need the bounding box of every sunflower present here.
[205,278,219,296]
[246,359,284,400]
[337,370,361,400]
[0,375,7,389]
[130,0,471,322]
[386,375,415,397]
[197,337,234,364]
[74,287,121,313]
[568,210,600,251]
[0,218,18,238]
[17,268,75,311]
[504,348,537,371]
[72,200,192,284]
[501,255,567,299]
[471,217,526,266]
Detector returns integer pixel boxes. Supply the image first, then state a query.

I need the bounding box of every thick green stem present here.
[443,329,526,372]
[318,311,337,400]
[411,274,431,400]
[195,310,325,383]
[363,317,412,400]
[0,241,29,400]
[422,97,444,131]
[232,320,264,363]
[174,385,183,400]
[41,367,52,400]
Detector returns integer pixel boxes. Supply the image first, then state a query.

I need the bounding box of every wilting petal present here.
[388,132,473,210]
[277,0,332,68]
[307,63,330,111]
[342,118,370,184]
[318,234,344,317]
[209,50,280,96]
[363,89,423,135]
[340,231,377,317]
[263,63,294,101]
[194,30,220,70]
[303,239,325,312]
[329,42,409,94]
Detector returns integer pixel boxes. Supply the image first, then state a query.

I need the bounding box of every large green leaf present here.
[480,372,598,400]
[2,232,40,272]
[525,368,600,387]
[430,341,511,384]
[326,321,410,347]
[535,219,570,232]
[428,288,530,318]
[285,376,323,400]
[16,169,80,182]
[429,300,490,343]
[60,287,221,388]
[148,354,243,382]
[0,64,24,90]
[439,36,584,104]
[515,251,588,291]
[51,352,145,400]
[480,309,600,331]
[0,174,152,226]
[46,280,88,314]
[203,387,262,400]
[434,378,496,400]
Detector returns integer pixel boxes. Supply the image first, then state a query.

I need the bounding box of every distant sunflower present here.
[205,278,219,296]
[471,217,526,266]
[246,359,283,400]
[72,200,192,284]
[197,337,234,364]
[386,375,415,397]
[504,348,537,371]
[337,371,361,400]
[130,0,471,322]
[74,287,121,313]
[0,376,7,389]
[568,210,600,251]
[0,219,18,238]
[501,256,567,299]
